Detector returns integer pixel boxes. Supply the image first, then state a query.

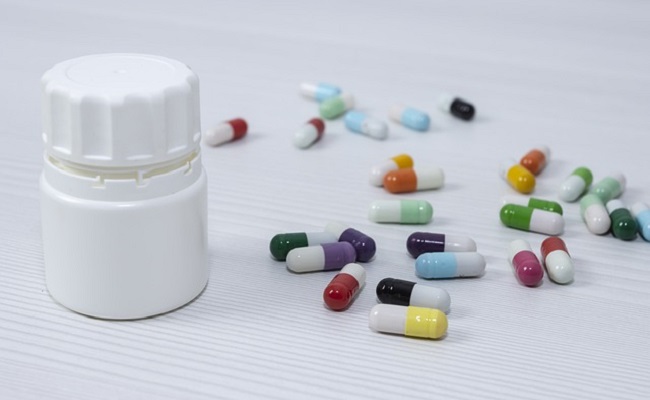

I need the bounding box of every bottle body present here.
[40,164,208,319]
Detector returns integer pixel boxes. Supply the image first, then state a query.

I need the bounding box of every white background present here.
[1,1,650,399]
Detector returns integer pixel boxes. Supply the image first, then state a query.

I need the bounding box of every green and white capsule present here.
[559,166,593,202]
[606,200,637,241]
[368,200,433,224]
[590,173,626,203]
[500,204,564,235]
[502,196,563,215]
[270,232,338,261]
[580,194,611,235]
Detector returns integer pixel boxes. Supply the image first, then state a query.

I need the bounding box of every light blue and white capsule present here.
[344,111,388,140]
[415,252,486,279]
[631,202,650,241]
[389,105,430,132]
[300,82,341,102]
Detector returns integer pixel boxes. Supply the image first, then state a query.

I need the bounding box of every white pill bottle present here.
[40,54,208,319]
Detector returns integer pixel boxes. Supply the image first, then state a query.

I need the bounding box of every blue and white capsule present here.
[631,202,650,241]
[389,105,430,132]
[299,82,341,102]
[415,252,486,279]
[344,111,388,140]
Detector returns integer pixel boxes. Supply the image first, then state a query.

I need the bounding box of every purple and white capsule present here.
[286,242,357,273]
[406,232,476,258]
[325,222,377,262]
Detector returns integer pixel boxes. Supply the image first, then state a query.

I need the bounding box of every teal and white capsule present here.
[590,173,626,203]
[300,82,341,102]
[502,195,563,215]
[344,111,388,140]
[368,200,433,224]
[580,194,611,235]
[388,105,430,132]
[415,252,486,279]
[631,202,650,241]
[559,166,593,202]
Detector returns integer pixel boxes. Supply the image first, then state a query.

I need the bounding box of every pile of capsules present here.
[366,153,446,225]
[499,145,650,241]
[269,224,490,340]
[296,82,475,146]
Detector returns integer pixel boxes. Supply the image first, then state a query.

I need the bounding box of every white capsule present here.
[369,154,413,186]
[580,194,611,235]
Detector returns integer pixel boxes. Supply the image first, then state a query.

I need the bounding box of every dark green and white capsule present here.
[269,232,338,260]
[368,200,433,224]
[502,195,563,215]
[606,200,637,241]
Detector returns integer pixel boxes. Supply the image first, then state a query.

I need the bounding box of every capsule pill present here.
[369,154,413,186]
[293,118,325,149]
[415,252,486,279]
[384,166,444,194]
[323,263,365,311]
[204,118,248,146]
[376,278,451,313]
[540,236,574,284]
[500,204,564,235]
[389,105,430,131]
[324,222,376,262]
[368,200,432,224]
[406,232,477,258]
[286,242,356,273]
[369,304,448,339]
[508,239,544,287]
[269,231,338,261]
[344,111,388,140]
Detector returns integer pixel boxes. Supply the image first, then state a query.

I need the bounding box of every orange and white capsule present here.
[520,146,550,175]
[323,263,366,311]
[293,118,325,149]
[369,154,413,186]
[204,118,248,146]
[383,166,444,194]
[540,237,574,284]
[500,159,536,194]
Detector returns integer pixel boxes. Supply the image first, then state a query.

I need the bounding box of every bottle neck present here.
[42,150,203,202]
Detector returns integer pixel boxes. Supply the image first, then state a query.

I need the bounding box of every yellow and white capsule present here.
[500,159,536,194]
[369,304,447,339]
[369,154,413,186]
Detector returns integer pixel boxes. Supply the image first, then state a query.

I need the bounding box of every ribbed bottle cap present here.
[41,53,201,168]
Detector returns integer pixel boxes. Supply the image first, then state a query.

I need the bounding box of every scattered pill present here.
[438,93,475,121]
[293,118,325,149]
[324,222,376,262]
[519,146,550,175]
[508,239,544,287]
[269,231,338,261]
[579,194,611,235]
[299,82,341,102]
[384,166,444,194]
[559,166,593,202]
[631,202,650,241]
[319,93,354,119]
[500,204,564,235]
[369,154,413,187]
[406,232,477,258]
[286,242,356,273]
[606,200,638,241]
[369,304,448,339]
[415,252,486,279]
[500,159,536,194]
[368,200,433,224]
[323,263,366,311]
[204,118,248,146]
[540,237,574,284]
[376,278,451,313]
[502,195,563,215]
[388,105,430,131]
[344,111,388,140]
[590,173,626,203]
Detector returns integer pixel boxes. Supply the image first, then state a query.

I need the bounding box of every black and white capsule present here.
[376,278,450,313]
[438,93,475,121]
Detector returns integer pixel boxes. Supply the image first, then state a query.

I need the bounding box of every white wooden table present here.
[1,1,649,398]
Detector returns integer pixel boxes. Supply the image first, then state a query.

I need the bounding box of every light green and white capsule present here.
[502,195,563,215]
[559,166,593,202]
[580,194,611,235]
[590,173,626,203]
[368,200,433,224]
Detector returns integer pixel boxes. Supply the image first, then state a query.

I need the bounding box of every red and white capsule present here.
[508,239,544,287]
[293,118,326,149]
[323,263,366,311]
[204,118,248,146]
[540,237,574,284]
